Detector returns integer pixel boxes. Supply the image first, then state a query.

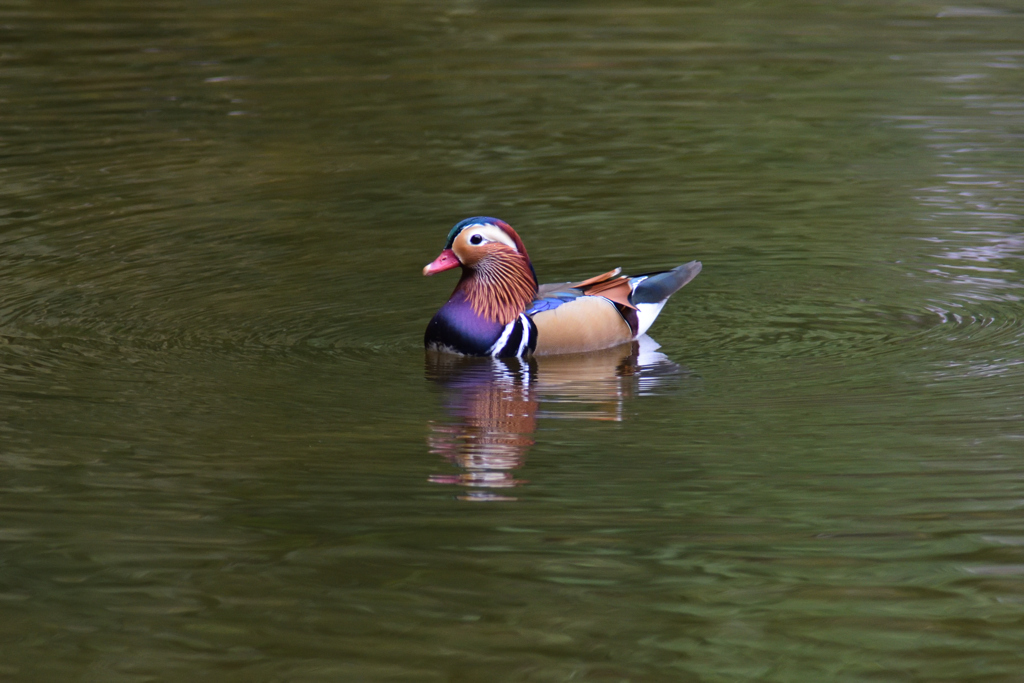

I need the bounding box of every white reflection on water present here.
[922,229,1024,311]
[425,336,681,501]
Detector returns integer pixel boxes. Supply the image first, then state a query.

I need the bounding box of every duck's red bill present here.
[423,249,460,276]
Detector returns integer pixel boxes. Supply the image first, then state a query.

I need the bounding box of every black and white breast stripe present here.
[486,313,537,358]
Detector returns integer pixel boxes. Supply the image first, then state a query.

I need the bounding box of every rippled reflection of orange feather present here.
[425,341,681,501]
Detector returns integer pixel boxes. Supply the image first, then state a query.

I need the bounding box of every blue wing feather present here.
[525,292,580,316]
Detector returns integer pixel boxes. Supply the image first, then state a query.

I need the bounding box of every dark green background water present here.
[2,0,1024,680]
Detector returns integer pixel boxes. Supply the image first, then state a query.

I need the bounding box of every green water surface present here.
[1,0,1023,680]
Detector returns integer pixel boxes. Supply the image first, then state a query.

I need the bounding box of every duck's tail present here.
[628,261,702,336]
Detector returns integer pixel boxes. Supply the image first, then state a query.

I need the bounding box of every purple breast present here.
[424,291,504,355]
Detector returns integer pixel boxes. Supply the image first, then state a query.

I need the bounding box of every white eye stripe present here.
[464,224,518,251]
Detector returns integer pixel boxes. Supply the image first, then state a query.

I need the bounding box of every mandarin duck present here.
[423,217,701,357]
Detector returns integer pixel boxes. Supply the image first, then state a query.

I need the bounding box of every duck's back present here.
[524,262,701,356]
[526,276,634,356]
[530,295,633,355]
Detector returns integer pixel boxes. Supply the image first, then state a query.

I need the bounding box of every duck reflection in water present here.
[425,335,682,501]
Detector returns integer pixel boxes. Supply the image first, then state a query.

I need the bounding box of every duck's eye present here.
[469,234,483,245]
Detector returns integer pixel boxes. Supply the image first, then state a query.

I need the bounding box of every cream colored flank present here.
[532,296,633,355]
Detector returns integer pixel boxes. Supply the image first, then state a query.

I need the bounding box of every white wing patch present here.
[634,301,667,337]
